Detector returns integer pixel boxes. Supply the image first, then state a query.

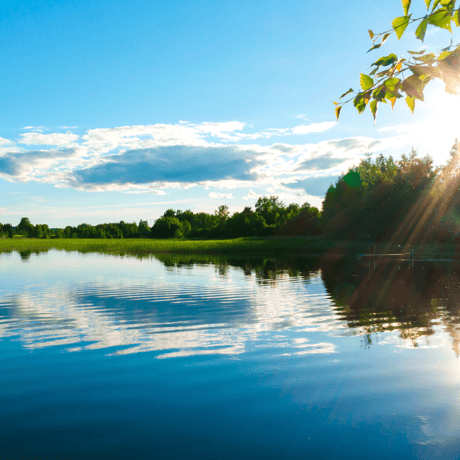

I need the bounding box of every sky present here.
[1,0,460,227]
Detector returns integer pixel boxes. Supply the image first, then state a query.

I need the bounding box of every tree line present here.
[322,140,460,244]
[4,141,460,244]
[0,196,321,240]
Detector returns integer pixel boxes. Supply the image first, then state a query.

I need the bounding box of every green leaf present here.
[402,75,425,100]
[428,8,452,31]
[439,50,452,60]
[383,78,401,90]
[367,44,382,53]
[439,46,460,67]
[369,67,378,75]
[406,96,415,113]
[335,105,342,121]
[419,74,433,82]
[414,52,435,62]
[453,9,460,26]
[360,73,374,90]
[440,0,453,5]
[432,0,442,10]
[370,100,378,121]
[339,88,354,99]
[381,32,391,45]
[368,29,375,39]
[392,15,411,39]
[416,17,429,41]
[363,90,372,103]
[407,50,426,54]
[407,64,425,76]
[402,0,412,15]
[425,0,432,9]
[354,95,366,114]
[372,54,398,67]
[372,86,387,101]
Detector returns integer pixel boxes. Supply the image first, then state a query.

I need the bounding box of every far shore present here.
[1,237,459,260]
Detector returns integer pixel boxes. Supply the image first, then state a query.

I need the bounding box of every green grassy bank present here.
[0,236,362,258]
[0,237,458,260]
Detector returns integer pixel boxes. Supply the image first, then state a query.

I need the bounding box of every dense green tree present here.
[34,224,53,239]
[96,223,123,239]
[322,151,437,242]
[118,221,138,238]
[17,217,34,238]
[255,196,285,226]
[3,223,14,238]
[138,220,150,234]
[176,209,194,225]
[276,206,321,236]
[163,209,176,218]
[225,209,267,237]
[54,228,65,238]
[215,205,230,221]
[151,216,182,238]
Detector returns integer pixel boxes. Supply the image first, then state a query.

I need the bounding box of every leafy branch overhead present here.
[335,0,460,121]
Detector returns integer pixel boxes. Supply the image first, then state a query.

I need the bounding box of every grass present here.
[0,237,458,260]
[0,236,365,258]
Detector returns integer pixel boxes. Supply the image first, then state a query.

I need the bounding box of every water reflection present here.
[321,259,460,353]
[1,250,460,357]
[0,251,340,357]
[3,250,460,459]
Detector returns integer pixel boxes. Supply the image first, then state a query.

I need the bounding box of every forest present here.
[3,142,460,245]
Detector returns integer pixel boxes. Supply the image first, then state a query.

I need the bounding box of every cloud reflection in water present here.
[0,266,340,358]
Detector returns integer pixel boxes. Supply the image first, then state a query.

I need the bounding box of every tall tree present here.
[255,196,285,226]
[16,217,34,238]
[138,220,150,234]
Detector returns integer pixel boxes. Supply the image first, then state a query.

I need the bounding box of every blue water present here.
[1,250,460,459]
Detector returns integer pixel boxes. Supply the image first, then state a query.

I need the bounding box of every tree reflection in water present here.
[6,247,460,354]
[321,258,460,354]
[155,252,460,354]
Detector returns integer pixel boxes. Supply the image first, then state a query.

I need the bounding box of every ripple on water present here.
[0,265,344,357]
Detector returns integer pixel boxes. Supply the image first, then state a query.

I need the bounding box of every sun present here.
[407,81,460,163]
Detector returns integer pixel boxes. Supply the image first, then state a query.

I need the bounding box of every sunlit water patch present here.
[1,250,460,459]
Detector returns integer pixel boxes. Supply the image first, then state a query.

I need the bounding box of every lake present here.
[1,249,460,459]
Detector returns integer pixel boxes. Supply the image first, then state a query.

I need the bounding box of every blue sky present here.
[1,0,460,227]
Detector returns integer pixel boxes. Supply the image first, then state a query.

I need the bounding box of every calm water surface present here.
[1,250,460,459]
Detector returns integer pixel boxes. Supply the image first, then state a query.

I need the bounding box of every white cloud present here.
[292,122,337,135]
[124,189,167,195]
[22,126,45,132]
[19,132,80,146]
[0,137,14,146]
[242,189,260,201]
[81,123,210,155]
[209,192,234,199]
[196,121,245,136]
[0,148,82,183]
[242,187,322,209]
[0,120,403,200]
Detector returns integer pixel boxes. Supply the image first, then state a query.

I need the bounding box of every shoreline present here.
[1,237,459,260]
